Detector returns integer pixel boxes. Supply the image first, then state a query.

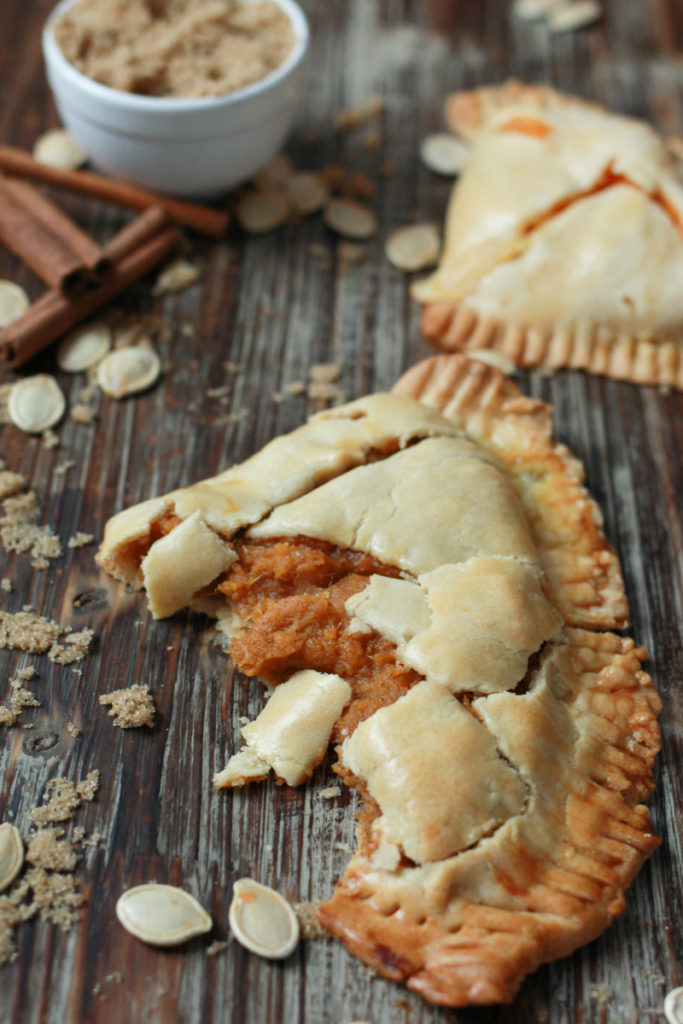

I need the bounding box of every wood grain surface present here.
[1,1,682,1022]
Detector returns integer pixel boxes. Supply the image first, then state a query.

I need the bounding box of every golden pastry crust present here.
[97,355,660,1007]
[414,80,683,389]
[318,628,661,1006]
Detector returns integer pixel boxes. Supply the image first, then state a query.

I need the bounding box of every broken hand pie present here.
[97,355,661,1007]
[414,80,683,389]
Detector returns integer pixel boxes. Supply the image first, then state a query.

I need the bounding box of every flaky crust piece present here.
[414,80,683,388]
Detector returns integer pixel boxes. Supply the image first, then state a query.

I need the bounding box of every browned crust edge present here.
[420,301,683,391]
[393,354,629,628]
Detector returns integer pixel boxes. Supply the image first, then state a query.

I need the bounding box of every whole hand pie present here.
[413,80,683,389]
[97,354,661,1006]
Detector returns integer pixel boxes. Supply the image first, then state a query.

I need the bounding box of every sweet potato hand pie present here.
[97,356,661,1007]
[414,81,683,389]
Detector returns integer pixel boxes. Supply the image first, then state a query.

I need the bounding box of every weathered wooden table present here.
[1,1,681,1021]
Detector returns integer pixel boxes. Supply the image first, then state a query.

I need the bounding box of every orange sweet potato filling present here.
[217,536,423,844]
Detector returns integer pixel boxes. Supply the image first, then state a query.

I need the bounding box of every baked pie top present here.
[97,355,660,1007]
[413,81,683,388]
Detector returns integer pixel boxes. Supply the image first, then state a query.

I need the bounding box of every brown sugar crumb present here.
[293,900,328,940]
[99,684,155,728]
[0,611,93,665]
[0,771,98,964]
[0,610,60,653]
[55,0,296,100]
[17,666,36,681]
[48,628,95,665]
[0,471,26,501]
[26,828,78,873]
[30,770,99,826]
[1,679,41,727]
[68,532,95,549]
[0,486,62,569]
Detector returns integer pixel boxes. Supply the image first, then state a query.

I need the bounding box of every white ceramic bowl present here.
[42,0,309,199]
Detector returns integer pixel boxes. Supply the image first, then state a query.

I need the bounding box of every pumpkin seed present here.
[0,823,24,893]
[229,878,299,960]
[384,223,440,271]
[251,153,294,190]
[236,190,291,233]
[8,374,66,433]
[97,346,161,399]
[33,129,86,170]
[666,988,683,1024]
[116,883,212,946]
[323,199,377,240]
[0,280,29,329]
[152,259,200,295]
[287,172,329,216]
[419,133,469,176]
[548,0,601,32]
[513,0,562,18]
[57,322,111,373]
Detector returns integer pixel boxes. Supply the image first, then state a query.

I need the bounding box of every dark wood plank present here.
[1,1,682,1022]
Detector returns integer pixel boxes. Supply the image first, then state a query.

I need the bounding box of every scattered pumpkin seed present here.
[33,128,86,170]
[666,988,683,1024]
[0,280,29,329]
[152,259,200,295]
[287,172,329,216]
[236,190,291,233]
[0,823,24,893]
[251,153,294,190]
[513,0,562,18]
[228,878,299,960]
[57,322,111,373]
[384,223,441,271]
[419,133,469,176]
[548,0,601,31]
[323,199,377,240]
[116,883,212,947]
[97,347,161,399]
[8,374,66,433]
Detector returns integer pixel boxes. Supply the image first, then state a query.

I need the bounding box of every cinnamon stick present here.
[0,225,181,368]
[0,146,230,238]
[2,177,109,279]
[0,177,89,294]
[102,205,171,264]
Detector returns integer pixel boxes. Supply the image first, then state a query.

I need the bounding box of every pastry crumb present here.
[70,404,96,425]
[589,983,614,1007]
[335,96,385,133]
[99,683,155,728]
[42,428,60,449]
[293,900,328,940]
[206,938,232,956]
[153,259,200,295]
[319,785,341,799]
[54,460,76,476]
[68,532,95,549]
[0,470,26,501]
[67,722,81,738]
[1,579,12,593]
